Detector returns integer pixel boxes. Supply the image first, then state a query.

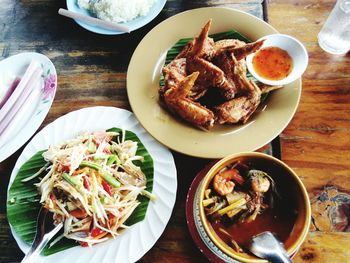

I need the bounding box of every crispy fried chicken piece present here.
[163,72,215,129]
[187,57,224,88]
[213,46,255,98]
[232,40,264,60]
[176,19,215,59]
[173,20,218,100]
[212,51,240,98]
[213,39,246,52]
[160,58,208,101]
[215,40,265,60]
[214,74,262,124]
[213,40,264,92]
[162,58,187,91]
[176,41,194,59]
[182,19,238,100]
[187,57,238,100]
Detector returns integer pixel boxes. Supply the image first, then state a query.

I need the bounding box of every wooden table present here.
[0,0,349,262]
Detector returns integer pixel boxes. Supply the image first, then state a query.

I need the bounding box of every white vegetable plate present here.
[0,52,57,162]
[66,0,167,35]
[7,106,177,263]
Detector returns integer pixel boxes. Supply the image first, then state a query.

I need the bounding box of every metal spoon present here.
[248,231,292,263]
[22,207,63,263]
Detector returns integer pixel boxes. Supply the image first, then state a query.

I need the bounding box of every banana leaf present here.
[159,30,269,102]
[7,127,154,256]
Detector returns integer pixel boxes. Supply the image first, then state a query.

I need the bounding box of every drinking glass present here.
[318,0,350,55]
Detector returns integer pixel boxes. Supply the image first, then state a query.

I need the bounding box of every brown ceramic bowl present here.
[198,152,311,262]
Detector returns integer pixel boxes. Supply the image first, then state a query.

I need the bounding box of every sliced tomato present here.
[90,227,104,238]
[70,209,87,219]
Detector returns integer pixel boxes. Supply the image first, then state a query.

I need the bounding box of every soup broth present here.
[211,193,297,248]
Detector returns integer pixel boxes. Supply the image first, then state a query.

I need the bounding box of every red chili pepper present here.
[91,228,103,238]
[83,176,91,191]
[59,164,70,173]
[102,180,113,196]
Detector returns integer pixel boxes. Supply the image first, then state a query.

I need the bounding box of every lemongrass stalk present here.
[217,198,246,216]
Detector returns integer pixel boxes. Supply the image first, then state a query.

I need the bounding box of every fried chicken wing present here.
[173,20,219,100]
[176,19,215,59]
[182,20,240,100]
[213,39,246,51]
[212,51,240,97]
[161,57,208,101]
[162,58,187,90]
[215,40,265,60]
[233,40,264,60]
[163,72,215,129]
[215,75,262,124]
[187,57,224,87]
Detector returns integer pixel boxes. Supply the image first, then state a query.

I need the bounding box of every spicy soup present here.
[204,156,299,253]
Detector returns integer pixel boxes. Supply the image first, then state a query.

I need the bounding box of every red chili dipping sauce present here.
[252,47,293,80]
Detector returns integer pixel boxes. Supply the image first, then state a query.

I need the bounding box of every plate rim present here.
[0,52,57,162]
[7,106,177,263]
[127,7,302,159]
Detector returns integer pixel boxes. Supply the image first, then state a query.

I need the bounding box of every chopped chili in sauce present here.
[253,47,293,80]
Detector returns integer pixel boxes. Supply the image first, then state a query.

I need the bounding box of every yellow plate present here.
[127,7,301,159]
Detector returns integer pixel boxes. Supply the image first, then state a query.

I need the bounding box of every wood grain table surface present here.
[0,0,349,262]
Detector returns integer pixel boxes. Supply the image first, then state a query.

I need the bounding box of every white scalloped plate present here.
[7,106,177,263]
[0,52,57,162]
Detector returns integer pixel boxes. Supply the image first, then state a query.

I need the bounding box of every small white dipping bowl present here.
[246,34,308,86]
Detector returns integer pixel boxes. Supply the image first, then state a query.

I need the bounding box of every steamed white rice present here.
[78,0,157,23]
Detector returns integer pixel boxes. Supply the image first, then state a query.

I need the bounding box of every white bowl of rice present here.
[66,0,167,35]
